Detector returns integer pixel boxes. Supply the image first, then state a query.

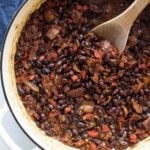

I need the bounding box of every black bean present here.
[112,88,119,95]
[77,55,86,63]
[119,90,127,97]
[58,94,66,99]
[58,99,66,105]
[36,47,46,56]
[42,68,50,74]
[15,52,22,60]
[17,86,25,96]
[77,122,86,128]
[48,63,55,69]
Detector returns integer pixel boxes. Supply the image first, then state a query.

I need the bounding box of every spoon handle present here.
[117,0,150,30]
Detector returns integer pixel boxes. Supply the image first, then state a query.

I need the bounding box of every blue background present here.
[0,0,24,49]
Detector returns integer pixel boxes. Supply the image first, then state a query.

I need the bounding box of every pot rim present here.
[0,1,42,149]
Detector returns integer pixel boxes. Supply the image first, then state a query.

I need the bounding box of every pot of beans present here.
[1,0,150,149]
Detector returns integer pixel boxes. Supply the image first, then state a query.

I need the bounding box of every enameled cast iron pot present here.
[1,0,150,149]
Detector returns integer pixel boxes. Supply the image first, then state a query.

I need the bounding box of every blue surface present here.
[0,0,24,49]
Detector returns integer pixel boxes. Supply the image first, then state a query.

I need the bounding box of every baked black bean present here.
[15,0,150,150]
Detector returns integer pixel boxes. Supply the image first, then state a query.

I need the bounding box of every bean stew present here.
[15,0,150,149]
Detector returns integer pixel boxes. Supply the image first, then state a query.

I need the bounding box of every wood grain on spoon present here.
[92,0,150,54]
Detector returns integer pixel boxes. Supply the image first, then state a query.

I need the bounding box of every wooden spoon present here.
[92,0,150,54]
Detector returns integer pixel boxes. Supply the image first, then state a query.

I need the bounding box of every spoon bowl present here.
[93,22,129,54]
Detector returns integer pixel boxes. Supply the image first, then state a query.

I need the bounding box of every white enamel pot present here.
[1,0,150,149]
